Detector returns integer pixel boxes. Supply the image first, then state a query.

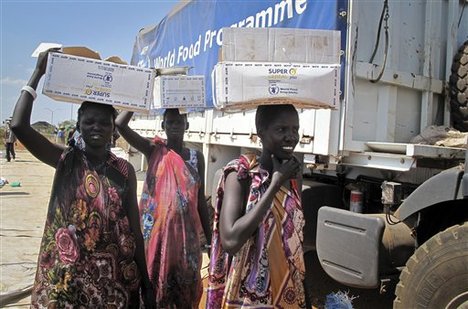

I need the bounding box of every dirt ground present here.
[0,150,394,308]
[1,150,54,308]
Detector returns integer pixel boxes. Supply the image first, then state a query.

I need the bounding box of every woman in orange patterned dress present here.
[207,104,306,308]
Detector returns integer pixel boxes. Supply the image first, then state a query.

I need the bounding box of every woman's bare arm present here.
[219,156,300,255]
[115,111,154,159]
[10,50,64,168]
[124,163,155,308]
[196,151,212,254]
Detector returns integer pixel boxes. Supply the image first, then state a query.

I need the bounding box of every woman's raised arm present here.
[115,111,154,159]
[10,49,65,168]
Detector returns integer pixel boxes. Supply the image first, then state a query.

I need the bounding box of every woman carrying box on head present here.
[206,104,307,308]
[115,108,212,308]
[11,49,155,309]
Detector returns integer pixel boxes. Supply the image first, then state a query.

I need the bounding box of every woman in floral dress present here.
[10,49,154,309]
[116,109,212,308]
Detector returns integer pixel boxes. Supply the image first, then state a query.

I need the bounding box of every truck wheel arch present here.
[414,199,468,246]
[396,166,464,221]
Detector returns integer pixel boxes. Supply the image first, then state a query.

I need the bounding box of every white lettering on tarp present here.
[177,35,202,64]
[154,49,176,68]
[151,0,309,65]
[295,0,307,15]
[216,28,223,46]
[274,1,292,25]
[245,16,255,27]
[238,0,305,29]
[203,29,216,51]
[256,7,273,27]
[203,28,224,52]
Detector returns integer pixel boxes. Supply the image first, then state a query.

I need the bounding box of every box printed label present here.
[213,62,340,110]
[42,52,154,112]
[152,76,206,110]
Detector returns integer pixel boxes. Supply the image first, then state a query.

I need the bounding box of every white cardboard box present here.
[42,52,155,112]
[152,75,205,109]
[221,27,341,64]
[213,62,340,110]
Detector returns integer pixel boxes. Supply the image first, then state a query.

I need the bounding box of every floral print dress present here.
[31,147,141,308]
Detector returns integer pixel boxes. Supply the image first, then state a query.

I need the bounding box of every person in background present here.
[56,126,66,144]
[66,126,76,146]
[116,109,212,308]
[4,119,17,162]
[206,104,307,308]
[10,49,155,309]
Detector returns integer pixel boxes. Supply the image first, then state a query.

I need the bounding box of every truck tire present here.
[449,41,468,132]
[393,222,468,309]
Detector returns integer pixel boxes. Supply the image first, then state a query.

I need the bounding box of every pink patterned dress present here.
[31,148,141,308]
[140,137,203,308]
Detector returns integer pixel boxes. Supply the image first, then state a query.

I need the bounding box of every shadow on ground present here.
[304,250,395,309]
[0,192,30,196]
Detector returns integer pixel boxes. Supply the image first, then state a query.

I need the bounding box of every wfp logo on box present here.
[103,73,113,83]
[268,84,280,95]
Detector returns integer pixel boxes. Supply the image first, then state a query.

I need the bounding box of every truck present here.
[126,0,468,307]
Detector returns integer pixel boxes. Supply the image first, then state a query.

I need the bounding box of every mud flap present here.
[316,207,385,288]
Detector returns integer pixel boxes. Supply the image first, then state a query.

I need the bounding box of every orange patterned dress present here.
[207,154,306,308]
[140,137,203,308]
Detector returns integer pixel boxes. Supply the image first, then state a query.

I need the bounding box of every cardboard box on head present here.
[212,62,340,111]
[213,28,342,112]
[152,75,206,110]
[41,45,155,113]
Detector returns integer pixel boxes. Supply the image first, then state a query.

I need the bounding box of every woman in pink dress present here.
[116,109,212,308]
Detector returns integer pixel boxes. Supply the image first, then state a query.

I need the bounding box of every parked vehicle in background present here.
[127,1,468,307]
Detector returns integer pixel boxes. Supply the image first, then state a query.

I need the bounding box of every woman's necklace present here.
[91,161,106,172]
[85,153,108,174]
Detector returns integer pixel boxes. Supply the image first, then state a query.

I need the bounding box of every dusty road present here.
[1,150,54,307]
[1,150,394,308]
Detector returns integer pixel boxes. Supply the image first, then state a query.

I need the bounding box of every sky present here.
[1,0,180,126]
